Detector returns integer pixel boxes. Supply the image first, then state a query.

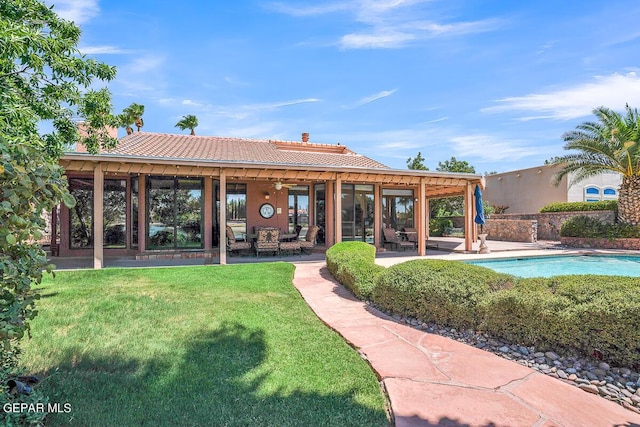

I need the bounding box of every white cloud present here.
[449,134,540,161]
[484,72,640,120]
[47,0,100,24]
[349,89,397,107]
[266,2,351,16]
[125,54,167,74]
[340,31,415,49]
[424,116,448,123]
[79,45,130,55]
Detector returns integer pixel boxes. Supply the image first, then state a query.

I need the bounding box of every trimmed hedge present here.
[372,260,514,329]
[560,215,640,238]
[325,242,385,299]
[482,276,640,366]
[325,243,640,366]
[539,200,617,213]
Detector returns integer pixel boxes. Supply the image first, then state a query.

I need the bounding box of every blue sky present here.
[49,0,640,173]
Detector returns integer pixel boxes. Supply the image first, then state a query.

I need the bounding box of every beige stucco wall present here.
[484,165,568,214]
[484,164,622,214]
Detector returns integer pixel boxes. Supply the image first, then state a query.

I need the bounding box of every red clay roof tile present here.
[106,132,389,169]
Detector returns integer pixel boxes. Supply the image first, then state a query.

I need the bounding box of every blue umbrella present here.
[474,184,485,233]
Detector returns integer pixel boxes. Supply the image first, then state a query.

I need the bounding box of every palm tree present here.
[175,114,198,135]
[553,105,640,225]
[118,103,145,134]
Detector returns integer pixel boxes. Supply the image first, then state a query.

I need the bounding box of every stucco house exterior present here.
[54,131,484,267]
[483,164,621,214]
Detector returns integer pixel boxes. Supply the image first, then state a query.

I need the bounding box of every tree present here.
[553,105,640,225]
[437,156,476,173]
[430,157,477,217]
[119,102,145,134]
[406,152,429,170]
[175,114,199,135]
[0,0,117,394]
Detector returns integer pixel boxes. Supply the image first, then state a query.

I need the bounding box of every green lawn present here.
[21,263,389,426]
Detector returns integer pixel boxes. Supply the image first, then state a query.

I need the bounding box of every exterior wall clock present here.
[259,203,275,219]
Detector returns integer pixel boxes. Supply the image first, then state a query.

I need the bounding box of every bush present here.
[373,260,514,329]
[1,349,48,426]
[483,275,640,366]
[560,216,640,238]
[325,242,385,299]
[540,200,617,213]
[429,218,453,236]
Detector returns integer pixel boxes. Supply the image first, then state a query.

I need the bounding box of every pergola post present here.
[418,178,426,256]
[204,177,213,251]
[335,175,342,243]
[93,163,104,269]
[464,182,474,252]
[219,169,227,265]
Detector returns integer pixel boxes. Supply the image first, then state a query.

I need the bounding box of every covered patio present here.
[55,132,485,268]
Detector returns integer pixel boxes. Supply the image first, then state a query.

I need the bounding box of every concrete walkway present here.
[292,260,640,427]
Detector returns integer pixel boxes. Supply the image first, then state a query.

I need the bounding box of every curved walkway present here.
[292,260,640,427]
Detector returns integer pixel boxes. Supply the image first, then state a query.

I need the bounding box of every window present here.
[147,177,203,249]
[603,187,617,200]
[314,184,326,245]
[584,186,618,202]
[288,186,309,238]
[131,177,138,248]
[382,189,414,231]
[69,178,93,248]
[226,183,247,239]
[103,179,126,248]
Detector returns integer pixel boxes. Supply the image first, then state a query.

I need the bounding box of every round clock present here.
[259,203,275,219]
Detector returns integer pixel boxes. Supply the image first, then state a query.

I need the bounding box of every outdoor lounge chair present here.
[279,239,301,255]
[402,227,438,251]
[255,228,280,258]
[382,228,415,251]
[226,226,251,255]
[299,225,319,254]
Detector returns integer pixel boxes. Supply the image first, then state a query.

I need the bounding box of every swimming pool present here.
[466,255,640,278]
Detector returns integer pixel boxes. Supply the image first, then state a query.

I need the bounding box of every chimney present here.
[301,132,309,143]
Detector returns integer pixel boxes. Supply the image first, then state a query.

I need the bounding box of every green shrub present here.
[481,279,573,349]
[373,260,514,329]
[560,216,640,238]
[326,242,385,299]
[482,275,640,366]
[429,218,453,236]
[540,200,617,213]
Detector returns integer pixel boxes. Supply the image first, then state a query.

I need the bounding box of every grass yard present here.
[20,263,389,426]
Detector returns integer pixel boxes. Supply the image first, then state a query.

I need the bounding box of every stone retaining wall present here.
[490,211,615,240]
[560,237,640,250]
[483,219,537,243]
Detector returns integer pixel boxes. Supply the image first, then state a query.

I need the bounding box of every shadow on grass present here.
[40,321,388,426]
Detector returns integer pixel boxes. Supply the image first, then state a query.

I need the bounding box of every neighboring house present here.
[483,164,622,214]
[55,131,484,267]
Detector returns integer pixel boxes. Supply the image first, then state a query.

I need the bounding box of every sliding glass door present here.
[341,184,374,243]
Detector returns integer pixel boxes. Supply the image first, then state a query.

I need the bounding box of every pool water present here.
[466,255,640,278]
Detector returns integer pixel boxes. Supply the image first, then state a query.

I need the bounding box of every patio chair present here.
[299,225,319,254]
[279,239,301,256]
[226,226,251,255]
[382,228,415,251]
[255,228,280,258]
[402,227,438,251]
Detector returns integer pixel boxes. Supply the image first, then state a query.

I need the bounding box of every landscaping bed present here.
[326,241,640,413]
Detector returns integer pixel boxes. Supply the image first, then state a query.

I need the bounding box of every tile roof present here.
[105,132,389,169]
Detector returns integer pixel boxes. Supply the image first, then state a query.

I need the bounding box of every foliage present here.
[540,200,617,213]
[553,105,640,224]
[1,349,48,426]
[175,114,199,135]
[560,216,640,238]
[117,103,145,134]
[492,205,509,214]
[482,275,640,366]
[373,260,514,329]
[406,151,429,170]
[21,265,388,426]
[429,218,453,236]
[1,1,118,421]
[437,156,476,173]
[325,242,385,299]
[430,157,477,217]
